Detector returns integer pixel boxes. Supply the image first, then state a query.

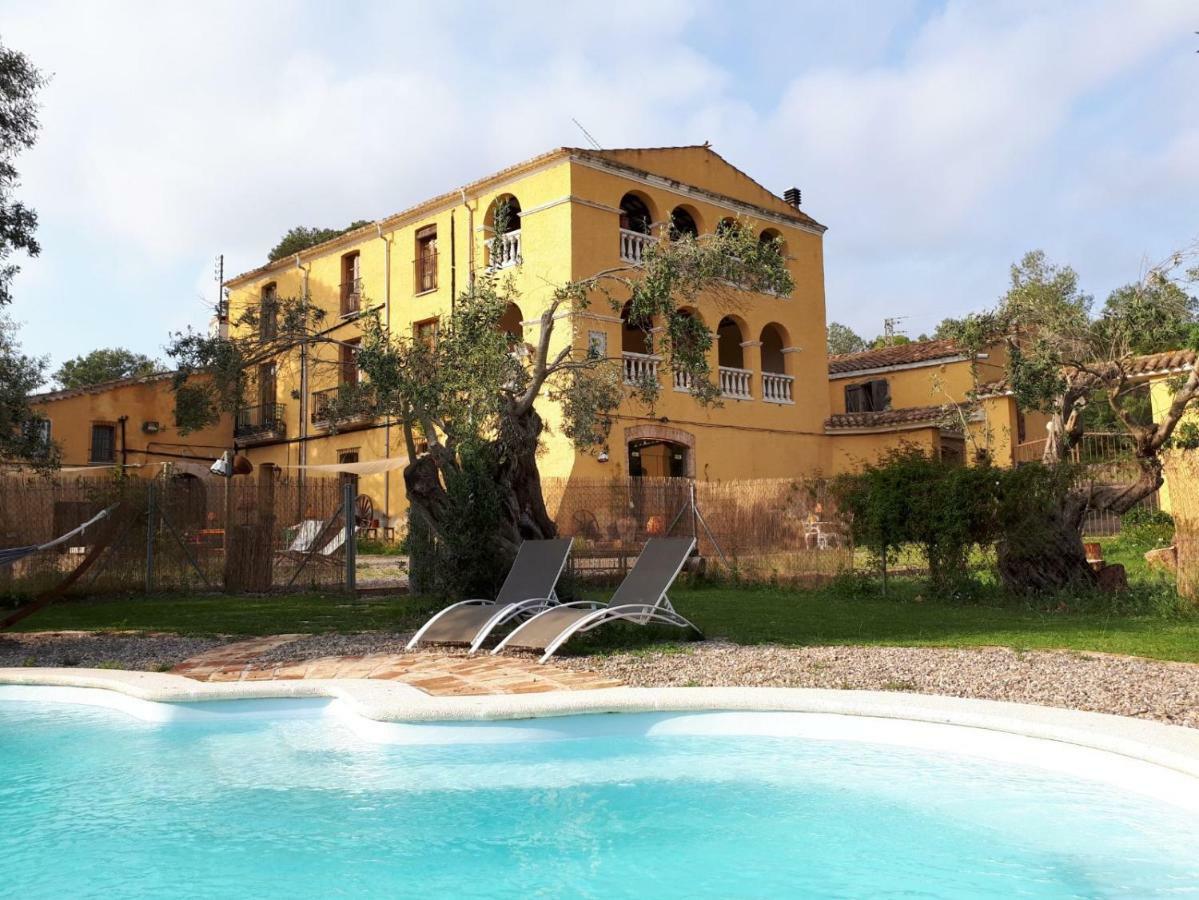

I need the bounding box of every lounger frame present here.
[405,591,561,653]
[492,538,701,662]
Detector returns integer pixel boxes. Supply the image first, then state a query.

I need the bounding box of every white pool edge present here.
[3,667,1199,780]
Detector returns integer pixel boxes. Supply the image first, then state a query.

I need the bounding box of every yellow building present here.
[28,373,232,478]
[824,337,1049,469]
[223,146,834,527]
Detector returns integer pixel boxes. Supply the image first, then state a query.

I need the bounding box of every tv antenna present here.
[882,316,908,346]
[571,118,603,150]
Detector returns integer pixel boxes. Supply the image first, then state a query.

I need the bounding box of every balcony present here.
[619,228,656,265]
[235,403,286,443]
[340,278,362,317]
[719,366,753,400]
[489,230,522,270]
[762,372,794,404]
[672,369,696,393]
[311,383,375,429]
[622,351,660,386]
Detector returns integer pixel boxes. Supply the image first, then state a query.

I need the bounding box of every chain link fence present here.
[0,471,350,601]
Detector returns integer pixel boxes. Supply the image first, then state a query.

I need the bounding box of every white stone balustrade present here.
[619,228,656,265]
[719,366,753,399]
[622,351,660,385]
[762,371,794,403]
[489,230,522,269]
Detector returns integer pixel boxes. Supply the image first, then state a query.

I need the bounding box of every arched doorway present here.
[628,440,689,478]
[498,302,524,344]
[619,193,653,234]
[668,206,699,241]
[486,194,522,269]
[759,322,793,403]
[717,316,750,399]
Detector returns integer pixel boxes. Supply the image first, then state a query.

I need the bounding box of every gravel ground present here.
[4,631,1197,728]
[558,642,1199,728]
[0,633,231,672]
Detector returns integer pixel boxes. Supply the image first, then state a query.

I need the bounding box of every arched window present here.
[669,206,699,241]
[619,193,653,234]
[486,194,521,233]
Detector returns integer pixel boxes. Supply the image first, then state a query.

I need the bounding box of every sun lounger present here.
[405,538,573,653]
[492,536,701,663]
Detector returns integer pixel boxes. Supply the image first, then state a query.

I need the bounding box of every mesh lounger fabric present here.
[502,537,694,651]
[414,539,572,645]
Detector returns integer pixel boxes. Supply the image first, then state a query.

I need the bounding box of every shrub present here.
[1116,507,1175,554]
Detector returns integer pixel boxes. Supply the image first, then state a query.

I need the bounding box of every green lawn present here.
[5,584,1198,664]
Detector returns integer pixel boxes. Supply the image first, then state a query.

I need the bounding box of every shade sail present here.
[286,456,410,476]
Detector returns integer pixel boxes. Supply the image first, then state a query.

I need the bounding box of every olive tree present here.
[950,247,1199,590]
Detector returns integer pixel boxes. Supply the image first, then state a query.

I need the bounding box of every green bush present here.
[1115,507,1175,555]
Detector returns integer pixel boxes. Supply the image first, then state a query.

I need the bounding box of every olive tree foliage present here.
[826,321,867,356]
[0,40,56,470]
[946,247,1199,589]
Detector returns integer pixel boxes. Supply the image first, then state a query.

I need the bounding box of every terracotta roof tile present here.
[977,348,1196,396]
[828,339,966,375]
[30,371,175,404]
[825,404,952,430]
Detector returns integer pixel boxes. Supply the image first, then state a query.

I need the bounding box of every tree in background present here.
[947,247,1199,590]
[0,39,55,469]
[53,347,159,389]
[267,221,371,262]
[826,321,867,356]
[171,221,790,593]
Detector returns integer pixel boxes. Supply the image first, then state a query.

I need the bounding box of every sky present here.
[3,0,1197,379]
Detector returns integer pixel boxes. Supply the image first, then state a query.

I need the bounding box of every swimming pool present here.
[2,686,1198,898]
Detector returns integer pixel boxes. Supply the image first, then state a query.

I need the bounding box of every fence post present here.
[144,480,155,593]
[343,480,356,594]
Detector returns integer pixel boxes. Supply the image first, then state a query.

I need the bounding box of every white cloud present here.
[2,0,1196,361]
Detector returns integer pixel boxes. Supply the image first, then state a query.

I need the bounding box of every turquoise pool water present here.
[2,692,1198,898]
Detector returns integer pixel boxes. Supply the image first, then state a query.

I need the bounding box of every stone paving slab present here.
[170,634,621,696]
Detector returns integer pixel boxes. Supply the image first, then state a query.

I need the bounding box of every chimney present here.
[783,187,802,208]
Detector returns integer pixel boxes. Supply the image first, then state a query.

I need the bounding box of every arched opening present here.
[669,206,699,241]
[498,302,524,344]
[759,227,785,257]
[717,316,745,368]
[486,194,522,233]
[486,195,522,270]
[716,217,739,237]
[628,440,689,479]
[619,193,654,234]
[759,323,787,374]
[620,301,651,355]
[759,322,793,403]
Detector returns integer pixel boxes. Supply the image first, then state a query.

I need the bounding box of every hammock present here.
[0,504,118,568]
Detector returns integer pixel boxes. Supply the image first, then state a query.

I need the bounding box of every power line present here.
[571,118,602,150]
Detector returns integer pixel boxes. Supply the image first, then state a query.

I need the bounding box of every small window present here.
[341,252,361,316]
[587,330,607,360]
[90,423,116,464]
[415,225,437,293]
[414,318,439,349]
[845,379,890,413]
[338,449,360,492]
[260,283,278,340]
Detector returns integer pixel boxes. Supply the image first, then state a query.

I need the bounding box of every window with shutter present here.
[90,423,116,464]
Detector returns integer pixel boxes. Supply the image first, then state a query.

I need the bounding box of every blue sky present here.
[4,0,1196,379]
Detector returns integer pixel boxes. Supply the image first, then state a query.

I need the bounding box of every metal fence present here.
[0,471,352,600]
